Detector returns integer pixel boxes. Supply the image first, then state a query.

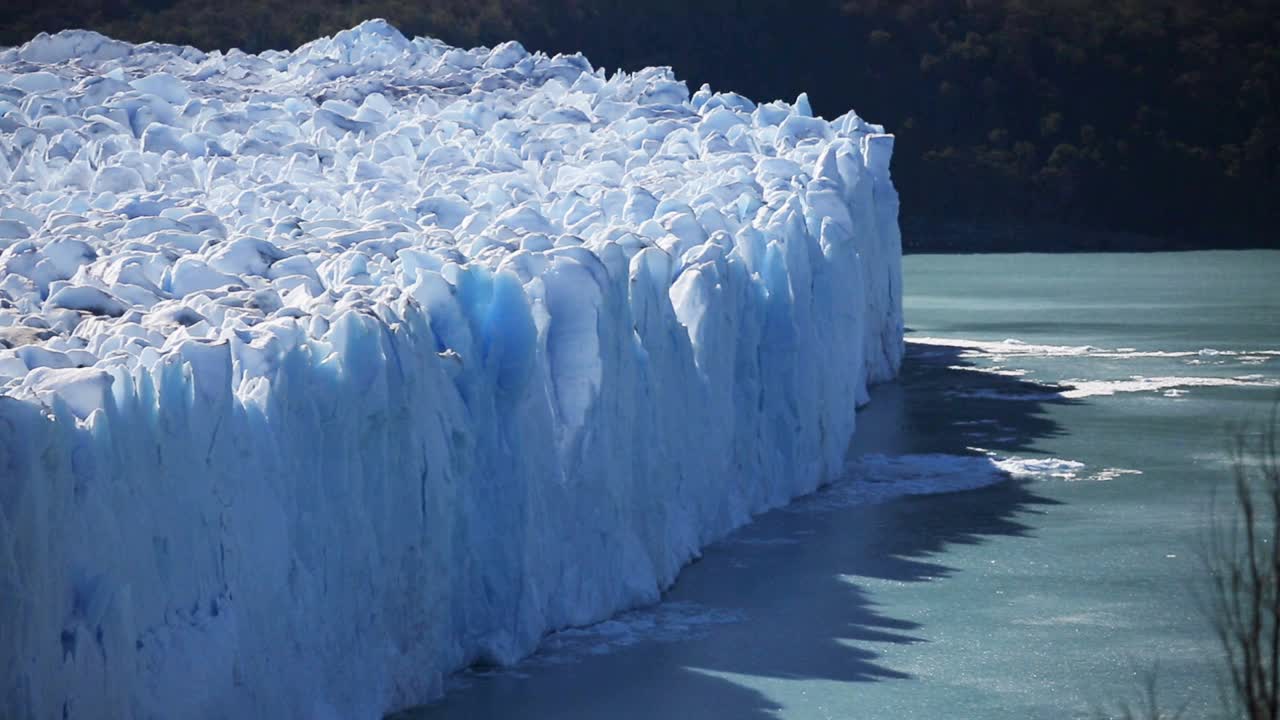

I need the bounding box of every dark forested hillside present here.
[3,0,1277,251]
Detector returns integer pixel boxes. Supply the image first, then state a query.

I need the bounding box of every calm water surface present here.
[404,251,1280,719]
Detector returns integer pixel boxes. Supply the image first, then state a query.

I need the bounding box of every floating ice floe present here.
[0,21,902,719]
[910,336,1280,363]
[1057,375,1280,399]
[912,336,1280,401]
[791,451,1139,512]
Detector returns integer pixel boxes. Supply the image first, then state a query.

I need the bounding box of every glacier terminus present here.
[0,20,902,718]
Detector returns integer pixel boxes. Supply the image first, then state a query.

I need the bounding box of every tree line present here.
[3,0,1277,251]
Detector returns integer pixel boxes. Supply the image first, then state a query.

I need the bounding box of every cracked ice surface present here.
[0,20,902,718]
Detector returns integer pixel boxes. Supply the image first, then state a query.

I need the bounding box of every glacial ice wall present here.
[0,21,902,718]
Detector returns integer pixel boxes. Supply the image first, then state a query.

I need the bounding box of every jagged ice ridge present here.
[0,20,903,718]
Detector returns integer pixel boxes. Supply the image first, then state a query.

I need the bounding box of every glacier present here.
[0,20,902,718]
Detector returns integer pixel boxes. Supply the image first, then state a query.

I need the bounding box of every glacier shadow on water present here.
[399,342,1074,719]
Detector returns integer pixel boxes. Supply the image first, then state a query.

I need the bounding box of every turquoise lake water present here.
[405,250,1280,719]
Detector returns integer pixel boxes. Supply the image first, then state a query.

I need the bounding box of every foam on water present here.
[446,600,746,691]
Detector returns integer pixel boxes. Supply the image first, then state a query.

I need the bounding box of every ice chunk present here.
[18,366,113,418]
[129,72,189,104]
[0,326,56,348]
[0,219,32,240]
[16,29,131,64]
[45,286,127,317]
[11,71,65,93]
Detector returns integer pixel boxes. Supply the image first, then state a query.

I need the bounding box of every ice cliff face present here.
[0,20,902,718]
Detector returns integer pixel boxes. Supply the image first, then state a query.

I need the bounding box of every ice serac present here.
[0,21,903,719]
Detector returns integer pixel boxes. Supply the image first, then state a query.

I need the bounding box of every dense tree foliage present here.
[3,0,1276,250]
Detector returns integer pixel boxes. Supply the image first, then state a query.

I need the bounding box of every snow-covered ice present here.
[0,21,902,718]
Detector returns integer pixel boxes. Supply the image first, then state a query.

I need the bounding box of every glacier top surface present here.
[0,20,890,414]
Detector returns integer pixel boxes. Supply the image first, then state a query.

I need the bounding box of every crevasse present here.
[0,20,902,718]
